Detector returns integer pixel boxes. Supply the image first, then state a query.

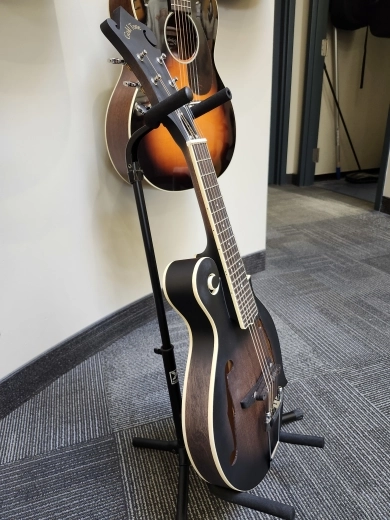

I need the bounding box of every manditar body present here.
[164,256,287,490]
[105,0,236,191]
[101,8,287,491]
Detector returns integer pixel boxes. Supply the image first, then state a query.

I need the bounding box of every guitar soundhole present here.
[164,13,199,64]
[225,360,238,466]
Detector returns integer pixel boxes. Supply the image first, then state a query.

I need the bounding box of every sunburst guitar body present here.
[105,0,235,191]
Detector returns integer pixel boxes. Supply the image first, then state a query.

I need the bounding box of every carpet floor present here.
[1,185,389,519]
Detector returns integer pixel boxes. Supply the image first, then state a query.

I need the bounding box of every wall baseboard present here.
[380,196,390,215]
[0,250,265,419]
[314,168,379,182]
[285,169,380,185]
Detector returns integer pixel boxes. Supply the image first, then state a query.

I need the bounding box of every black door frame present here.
[295,0,329,186]
[268,0,296,185]
[297,0,389,208]
[375,106,390,211]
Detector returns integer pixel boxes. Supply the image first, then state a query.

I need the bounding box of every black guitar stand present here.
[125,88,325,520]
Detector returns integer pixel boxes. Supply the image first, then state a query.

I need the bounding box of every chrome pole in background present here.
[334,26,341,179]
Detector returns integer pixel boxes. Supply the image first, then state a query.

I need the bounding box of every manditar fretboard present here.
[187,139,258,329]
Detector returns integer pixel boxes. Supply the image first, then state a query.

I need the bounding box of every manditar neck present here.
[171,0,192,13]
[186,138,258,329]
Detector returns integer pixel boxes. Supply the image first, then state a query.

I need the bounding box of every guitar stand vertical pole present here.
[123,89,324,519]
[127,156,190,520]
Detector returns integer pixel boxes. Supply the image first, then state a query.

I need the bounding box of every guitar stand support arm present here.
[126,85,233,172]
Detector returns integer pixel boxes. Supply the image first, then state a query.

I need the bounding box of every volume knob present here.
[207,273,220,295]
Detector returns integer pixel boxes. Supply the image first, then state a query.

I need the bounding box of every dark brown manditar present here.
[105,0,236,191]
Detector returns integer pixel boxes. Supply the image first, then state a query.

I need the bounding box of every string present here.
[173,6,185,97]
[172,1,200,99]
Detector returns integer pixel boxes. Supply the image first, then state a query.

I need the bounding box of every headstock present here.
[101,7,200,145]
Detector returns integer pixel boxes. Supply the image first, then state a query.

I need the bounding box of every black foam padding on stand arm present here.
[279,431,325,448]
[191,87,232,119]
[143,87,193,128]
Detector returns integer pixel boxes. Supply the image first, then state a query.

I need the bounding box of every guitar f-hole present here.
[225,360,238,466]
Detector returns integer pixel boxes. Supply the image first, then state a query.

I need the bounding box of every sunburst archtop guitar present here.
[101,8,287,491]
[105,0,235,191]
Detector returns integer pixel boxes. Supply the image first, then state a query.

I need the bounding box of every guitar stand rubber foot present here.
[208,484,295,520]
[279,431,325,449]
[281,408,304,425]
[132,437,179,453]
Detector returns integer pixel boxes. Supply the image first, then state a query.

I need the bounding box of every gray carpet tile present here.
[100,311,189,432]
[115,418,295,520]
[114,373,390,519]
[1,185,390,519]
[0,436,127,520]
[338,357,390,417]
[0,355,110,464]
[363,253,390,275]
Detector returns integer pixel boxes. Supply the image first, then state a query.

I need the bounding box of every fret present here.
[197,157,212,162]
[229,267,247,285]
[215,215,230,226]
[205,183,219,191]
[171,0,192,13]
[222,239,239,253]
[215,219,231,232]
[187,139,258,329]
[228,262,246,279]
[220,235,235,247]
[225,249,242,265]
[224,248,240,264]
[211,207,226,218]
[208,195,223,203]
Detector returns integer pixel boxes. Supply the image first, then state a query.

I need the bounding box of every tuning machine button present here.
[134,102,149,115]
[137,50,148,61]
[108,58,125,64]
[123,81,142,88]
[157,53,167,64]
[152,74,162,85]
[169,77,178,87]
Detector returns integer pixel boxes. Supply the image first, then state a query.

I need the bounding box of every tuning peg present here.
[169,77,178,87]
[134,102,149,115]
[137,50,147,61]
[123,81,142,88]
[157,53,167,64]
[152,74,162,85]
[108,58,125,65]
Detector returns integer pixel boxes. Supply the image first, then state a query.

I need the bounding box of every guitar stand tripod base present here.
[124,89,324,519]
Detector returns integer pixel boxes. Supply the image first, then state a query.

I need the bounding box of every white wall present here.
[316,26,390,175]
[0,0,273,380]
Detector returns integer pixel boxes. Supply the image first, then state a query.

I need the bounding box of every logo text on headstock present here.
[124,23,141,39]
